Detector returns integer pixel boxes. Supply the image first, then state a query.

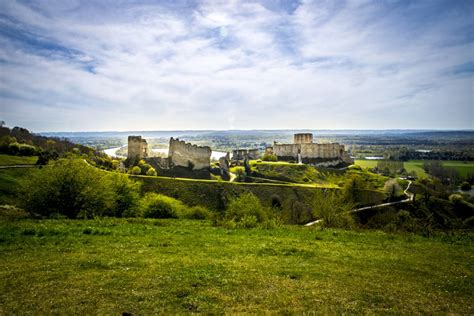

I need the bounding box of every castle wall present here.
[168,138,211,170]
[273,142,353,165]
[128,136,148,159]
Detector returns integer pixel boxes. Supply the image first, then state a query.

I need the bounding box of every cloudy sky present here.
[0,0,473,132]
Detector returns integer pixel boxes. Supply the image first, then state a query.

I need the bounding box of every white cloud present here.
[0,0,472,131]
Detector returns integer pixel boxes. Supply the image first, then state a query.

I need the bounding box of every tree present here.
[20,159,141,218]
[312,190,354,227]
[20,159,113,218]
[104,173,141,217]
[384,179,404,201]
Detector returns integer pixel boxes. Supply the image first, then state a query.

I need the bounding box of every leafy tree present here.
[20,159,141,218]
[384,179,404,201]
[104,173,141,217]
[312,190,354,228]
[20,159,114,218]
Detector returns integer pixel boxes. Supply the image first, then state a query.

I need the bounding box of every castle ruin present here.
[168,137,211,170]
[127,136,148,159]
[232,149,260,162]
[268,133,353,167]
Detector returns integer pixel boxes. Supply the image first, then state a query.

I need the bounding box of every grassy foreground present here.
[0,218,472,314]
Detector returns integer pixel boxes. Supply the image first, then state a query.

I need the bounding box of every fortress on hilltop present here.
[127,136,211,170]
[267,133,353,167]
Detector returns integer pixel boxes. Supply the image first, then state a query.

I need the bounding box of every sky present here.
[0,0,473,132]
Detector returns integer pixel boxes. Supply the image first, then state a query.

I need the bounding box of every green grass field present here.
[355,159,474,179]
[0,217,472,314]
[0,168,38,205]
[0,154,37,165]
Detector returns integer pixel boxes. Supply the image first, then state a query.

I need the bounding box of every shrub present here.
[225,192,269,223]
[19,159,141,219]
[141,193,183,219]
[183,206,212,220]
[237,215,258,228]
[262,154,277,162]
[232,166,246,180]
[146,167,157,176]
[20,159,115,218]
[105,173,141,217]
[18,144,37,156]
[460,182,471,191]
[131,166,141,175]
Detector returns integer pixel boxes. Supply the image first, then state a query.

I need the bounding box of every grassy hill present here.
[0,217,472,314]
[250,161,322,184]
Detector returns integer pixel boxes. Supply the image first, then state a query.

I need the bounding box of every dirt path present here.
[305,181,413,227]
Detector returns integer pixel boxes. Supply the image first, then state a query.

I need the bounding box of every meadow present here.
[0,154,38,165]
[0,216,473,314]
[355,159,474,179]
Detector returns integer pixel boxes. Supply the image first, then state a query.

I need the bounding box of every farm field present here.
[0,217,472,314]
[355,159,474,179]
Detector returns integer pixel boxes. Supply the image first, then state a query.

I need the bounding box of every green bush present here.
[105,173,141,217]
[141,193,183,219]
[183,206,212,220]
[20,159,114,218]
[225,192,269,223]
[237,215,258,228]
[131,166,141,175]
[18,144,37,156]
[262,154,277,162]
[19,159,141,218]
[146,167,157,176]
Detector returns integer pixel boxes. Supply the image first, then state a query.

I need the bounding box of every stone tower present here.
[127,136,148,159]
[294,133,313,144]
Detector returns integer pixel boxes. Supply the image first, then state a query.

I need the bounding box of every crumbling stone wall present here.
[232,149,260,161]
[168,137,211,170]
[128,136,148,159]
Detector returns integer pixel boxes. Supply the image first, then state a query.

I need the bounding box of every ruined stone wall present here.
[128,136,148,159]
[232,149,260,161]
[294,133,313,144]
[168,137,211,170]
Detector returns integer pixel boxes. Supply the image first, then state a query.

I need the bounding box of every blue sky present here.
[0,0,473,132]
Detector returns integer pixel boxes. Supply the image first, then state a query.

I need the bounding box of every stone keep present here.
[128,136,148,159]
[168,137,211,170]
[272,133,353,166]
[294,133,313,144]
